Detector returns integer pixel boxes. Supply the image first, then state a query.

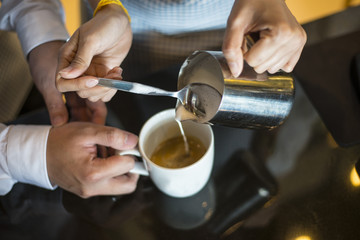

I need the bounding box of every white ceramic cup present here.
[118,109,214,198]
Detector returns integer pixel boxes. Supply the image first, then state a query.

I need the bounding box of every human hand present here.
[65,92,107,125]
[47,122,139,198]
[28,41,108,126]
[56,4,132,102]
[28,41,68,126]
[222,0,307,76]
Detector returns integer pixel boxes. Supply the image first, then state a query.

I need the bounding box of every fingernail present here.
[86,79,98,88]
[124,134,138,147]
[228,62,241,77]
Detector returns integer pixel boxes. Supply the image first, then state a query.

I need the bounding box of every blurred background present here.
[60,0,360,35]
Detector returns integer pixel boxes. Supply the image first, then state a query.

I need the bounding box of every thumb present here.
[43,91,69,127]
[58,33,94,79]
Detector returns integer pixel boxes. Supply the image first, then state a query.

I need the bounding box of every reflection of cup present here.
[118,109,214,198]
[155,180,216,230]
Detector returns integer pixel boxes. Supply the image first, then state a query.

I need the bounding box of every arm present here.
[0,0,108,126]
[0,0,72,126]
[0,0,69,57]
[223,0,306,76]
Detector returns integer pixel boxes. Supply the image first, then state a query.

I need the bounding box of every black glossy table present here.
[1,6,360,240]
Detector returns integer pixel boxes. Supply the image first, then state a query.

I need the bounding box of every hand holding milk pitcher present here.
[99,44,295,130]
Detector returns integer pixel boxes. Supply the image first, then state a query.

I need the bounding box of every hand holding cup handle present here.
[117,149,149,176]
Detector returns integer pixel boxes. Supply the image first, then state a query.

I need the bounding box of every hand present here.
[222,0,307,76]
[56,4,132,102]
[28,41,68,126]
[47,122,139,198]
[65,92,107,125]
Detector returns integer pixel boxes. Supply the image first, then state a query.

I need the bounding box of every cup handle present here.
[116,149,149,176]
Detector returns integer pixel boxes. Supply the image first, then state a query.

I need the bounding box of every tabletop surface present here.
[1,6,360,240]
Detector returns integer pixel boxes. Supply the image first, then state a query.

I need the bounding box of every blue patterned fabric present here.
[122,0,234,34]
[120,0,235,79]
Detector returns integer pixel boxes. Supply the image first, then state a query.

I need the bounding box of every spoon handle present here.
[98,78,176,98]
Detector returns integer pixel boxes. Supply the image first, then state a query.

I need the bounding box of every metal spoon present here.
[98,78,196,106]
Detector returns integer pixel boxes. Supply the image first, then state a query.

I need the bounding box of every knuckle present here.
[76,79,85,91]
[299,28,307,45]
[77,90,88,98]
[46,101,63,111]
[101,96,111,103]
[123,156,135,170]
[222,48,236,60]
[226,14,243,30]
[83,172,99,183]
[88,96,100,102]
[105,129,118,146]
[275,24,307,48]
[81,166,102,184]
[72,55,88,68]
[55,79,65,92]
[74,181,94,199]
[254,66,265,74]
[282,65,293,72]
[101,91,116,102]
[245,55,256,67]
[268,68,277,74]
[78,188,93,199]
[82,125,95,134]
[292,29,307,48]
[123,178,138,193]
[275,24,294,41]
[125,183,137,193]
[84,171,100,183]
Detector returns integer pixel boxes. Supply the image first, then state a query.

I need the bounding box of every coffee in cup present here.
[150,135,207,169]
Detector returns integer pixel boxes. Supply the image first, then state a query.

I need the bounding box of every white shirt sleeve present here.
[0,123,55,195]
[0,0,69,57]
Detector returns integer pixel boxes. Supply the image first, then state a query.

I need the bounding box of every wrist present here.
[93,0,131,22]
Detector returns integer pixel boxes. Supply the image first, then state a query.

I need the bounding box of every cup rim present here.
[139,108,214,171]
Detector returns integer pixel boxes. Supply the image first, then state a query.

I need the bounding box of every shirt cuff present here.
[7,125,56,191]
[15,9,69,57]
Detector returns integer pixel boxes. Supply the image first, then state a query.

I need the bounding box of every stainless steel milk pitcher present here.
[176,50,295,129]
